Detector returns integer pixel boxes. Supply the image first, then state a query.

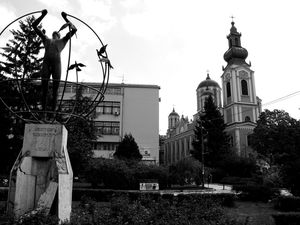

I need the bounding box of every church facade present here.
[162,21,262,165]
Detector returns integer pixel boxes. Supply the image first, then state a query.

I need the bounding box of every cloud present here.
[120,0,203,40]
[0,5,16,29]
[77,0,117,32]
[35,0,70,12]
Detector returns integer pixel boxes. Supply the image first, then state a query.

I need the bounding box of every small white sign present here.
[139,182,159,191]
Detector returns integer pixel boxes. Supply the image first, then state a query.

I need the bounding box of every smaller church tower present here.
[168,108,179,131]
[196,73,222,112]
[221,21,262,156]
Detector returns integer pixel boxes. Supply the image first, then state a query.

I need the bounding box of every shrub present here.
[272,212,300,225]
[273,196,300,211]
[69,195,241,225]
[84,158,169,190]
[221,176,258,186]
[233,184,274,202]
[132,163,169,189]
[0,187,8,201]
[72,189,236,207]
[168,158,201,186]
[6,211,60,225]
[217,154,258,178]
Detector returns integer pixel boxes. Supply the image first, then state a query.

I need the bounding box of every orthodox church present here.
[162,21,262,165]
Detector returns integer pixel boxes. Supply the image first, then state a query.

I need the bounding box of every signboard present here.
[139,182,159,191]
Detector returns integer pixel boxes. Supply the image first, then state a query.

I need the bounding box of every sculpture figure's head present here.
[52,31,60,39]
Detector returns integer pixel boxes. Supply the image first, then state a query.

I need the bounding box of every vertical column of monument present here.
[7,124,73,221]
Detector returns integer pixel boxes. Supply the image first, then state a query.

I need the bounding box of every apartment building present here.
[60,82,160,164]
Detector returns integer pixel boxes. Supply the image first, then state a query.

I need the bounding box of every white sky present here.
[1,0,300,134]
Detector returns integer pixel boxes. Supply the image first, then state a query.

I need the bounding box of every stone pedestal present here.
[7,124,73,222]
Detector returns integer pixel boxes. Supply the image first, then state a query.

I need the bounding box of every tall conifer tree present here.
[192,95,229,167]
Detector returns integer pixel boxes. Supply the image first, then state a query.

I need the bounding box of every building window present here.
[226,82,231,97]
[93,142,118,151]
[247,135,253,146]
[105,88,122,95]
[176,141,180,160]
[229,135,234,147]
[241,80,248,95]
[181,140,185,157]
[94,121,120,135]
[96,101,120,115]
[245,116,251,122]
[172,142,175,162]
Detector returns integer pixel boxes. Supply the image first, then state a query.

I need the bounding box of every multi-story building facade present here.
[60,82,160,164]
[162,21,262,165]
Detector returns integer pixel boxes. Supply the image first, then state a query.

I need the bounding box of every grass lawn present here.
[225,200,278,225]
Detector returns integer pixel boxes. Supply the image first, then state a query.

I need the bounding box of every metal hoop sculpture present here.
[0,10,111,124]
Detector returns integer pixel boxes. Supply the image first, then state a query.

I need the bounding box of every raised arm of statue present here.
[61,12,77,42]
[32,9,48,41]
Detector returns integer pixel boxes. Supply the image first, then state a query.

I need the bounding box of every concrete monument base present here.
[7,124,73,222]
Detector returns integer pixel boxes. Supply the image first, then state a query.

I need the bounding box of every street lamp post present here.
[198,112,206,189]
[200,120,205,188]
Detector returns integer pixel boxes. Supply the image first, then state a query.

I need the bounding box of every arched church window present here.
[241,79,248,95]
[229,136,234,147]
[229,39,232,48]
[245,116,251,122]
[247,134,253,146]
[226,82,231,97]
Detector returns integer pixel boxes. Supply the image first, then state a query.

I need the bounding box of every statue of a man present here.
[32,9,77,112]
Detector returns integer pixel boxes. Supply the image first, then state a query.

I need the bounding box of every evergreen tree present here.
[0,16,43,79]
[0,16,43,176]
[114,133,142,161]
[192,95,230,167]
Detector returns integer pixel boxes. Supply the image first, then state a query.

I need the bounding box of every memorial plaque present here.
[22,124,65,157]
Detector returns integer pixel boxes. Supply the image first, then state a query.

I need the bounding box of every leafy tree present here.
[63,85,96,176]
[250,109,300,193]
[250,109,300,164]
[114,133,142,161]
[192,95,230,167]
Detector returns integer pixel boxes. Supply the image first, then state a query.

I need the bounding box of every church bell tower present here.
[221,21,262,156]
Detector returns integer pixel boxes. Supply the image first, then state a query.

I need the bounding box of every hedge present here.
[272,212,300,225]
[232,184,274,202]
[72,188,236,207]
[5,195,240,225]
[84,159,169,190]
[273,196,300,212]
[1,186,236,208]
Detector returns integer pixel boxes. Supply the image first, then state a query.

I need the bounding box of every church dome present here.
[169,108,179,117]
[197,73,220,89]
[201,88,213,97]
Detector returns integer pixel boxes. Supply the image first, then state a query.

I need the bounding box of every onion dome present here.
[223,22,248,64]
[197,73,220,89]
[169,108,179,117]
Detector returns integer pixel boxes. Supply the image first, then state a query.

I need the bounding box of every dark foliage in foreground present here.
[6,195,240,225]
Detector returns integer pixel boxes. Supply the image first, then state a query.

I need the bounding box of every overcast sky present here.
[1,0,300,134]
